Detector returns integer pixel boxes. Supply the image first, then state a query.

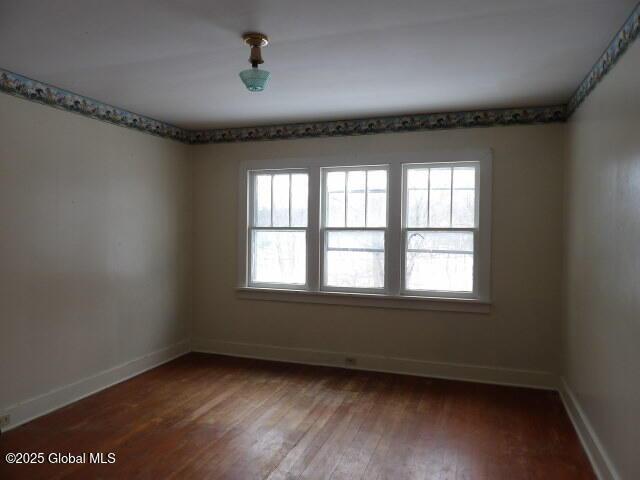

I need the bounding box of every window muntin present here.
[403,163,479,295]
[322,167,388,291]
[249,170,308,287]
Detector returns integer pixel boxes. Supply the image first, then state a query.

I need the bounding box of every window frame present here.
[246,168,310,290]
[320,165,390,294]
[237,149,492,311]
[401,161,481,299]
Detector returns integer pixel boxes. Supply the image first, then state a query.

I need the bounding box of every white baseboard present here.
[192,337,558,390]
[2,339,190,432]
[558,378,620,480]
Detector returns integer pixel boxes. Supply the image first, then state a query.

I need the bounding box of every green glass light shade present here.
[239,68,271,92]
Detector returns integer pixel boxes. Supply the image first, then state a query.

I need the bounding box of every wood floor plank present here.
[264,374,362,480]
[0,353,595,480]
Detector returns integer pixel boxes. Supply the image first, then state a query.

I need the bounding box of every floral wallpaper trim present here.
[186,106,567,144]
[567,2,640,115]
[0,69,189,143]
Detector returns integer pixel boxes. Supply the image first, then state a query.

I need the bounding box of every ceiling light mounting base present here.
[242,32,269,68]
[242,32,269,48]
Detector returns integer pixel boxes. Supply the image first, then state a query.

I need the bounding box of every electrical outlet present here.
[344,357,357,366]
[0,414,10,429]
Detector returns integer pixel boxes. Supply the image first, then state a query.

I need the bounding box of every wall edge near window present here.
[236,287,491,313]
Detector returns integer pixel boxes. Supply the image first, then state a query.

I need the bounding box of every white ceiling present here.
[0,0,636,129]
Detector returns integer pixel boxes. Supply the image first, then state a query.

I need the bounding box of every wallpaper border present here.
[567,3,640,115]
[187,106,567,144]
[0,69,188,143]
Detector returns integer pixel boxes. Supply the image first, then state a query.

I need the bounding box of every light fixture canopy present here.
[239,32,271,92]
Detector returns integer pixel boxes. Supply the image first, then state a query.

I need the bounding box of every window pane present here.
[429,168,452,227]
[406,253,473,292]
[452,167,476,227]
[452,190,475,227]
[346,171,366,227]
[407,168,428,189]
[254,174,271,227]
[406,168,429,228]
[326,171,345,227]
[453,166,476,188]
[407,231,473,252]
[327,230,385,250]
[407,189,428,227]
[252,230,306,285]
[405,231,473,292]
[291,173,308,227]
[325,230,384,289]
[272,174,290,227]
[367,170,387,227]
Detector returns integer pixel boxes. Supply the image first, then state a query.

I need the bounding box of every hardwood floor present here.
[1,353,594,479]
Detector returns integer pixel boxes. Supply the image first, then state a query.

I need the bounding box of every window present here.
[403,163,478,297]
[248,170,308,287]
[239,150,491,310]
[322,167,388,291]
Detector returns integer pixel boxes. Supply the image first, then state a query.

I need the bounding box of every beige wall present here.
[564,41,640,479]
[0,94,192,417]
[192,123,566,377]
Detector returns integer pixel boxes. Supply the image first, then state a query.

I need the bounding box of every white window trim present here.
[237,149,492,312]
[320,165,389,294]
[246,168,309,289]
[401,161,488,300]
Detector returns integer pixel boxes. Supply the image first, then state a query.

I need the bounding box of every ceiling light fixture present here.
[239,32,270,92]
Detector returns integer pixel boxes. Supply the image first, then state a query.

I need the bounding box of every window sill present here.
[236,287,491,313]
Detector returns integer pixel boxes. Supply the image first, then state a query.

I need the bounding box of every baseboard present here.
[2,339,190,432]
[558,378,620,480]
[192,337,558,390]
